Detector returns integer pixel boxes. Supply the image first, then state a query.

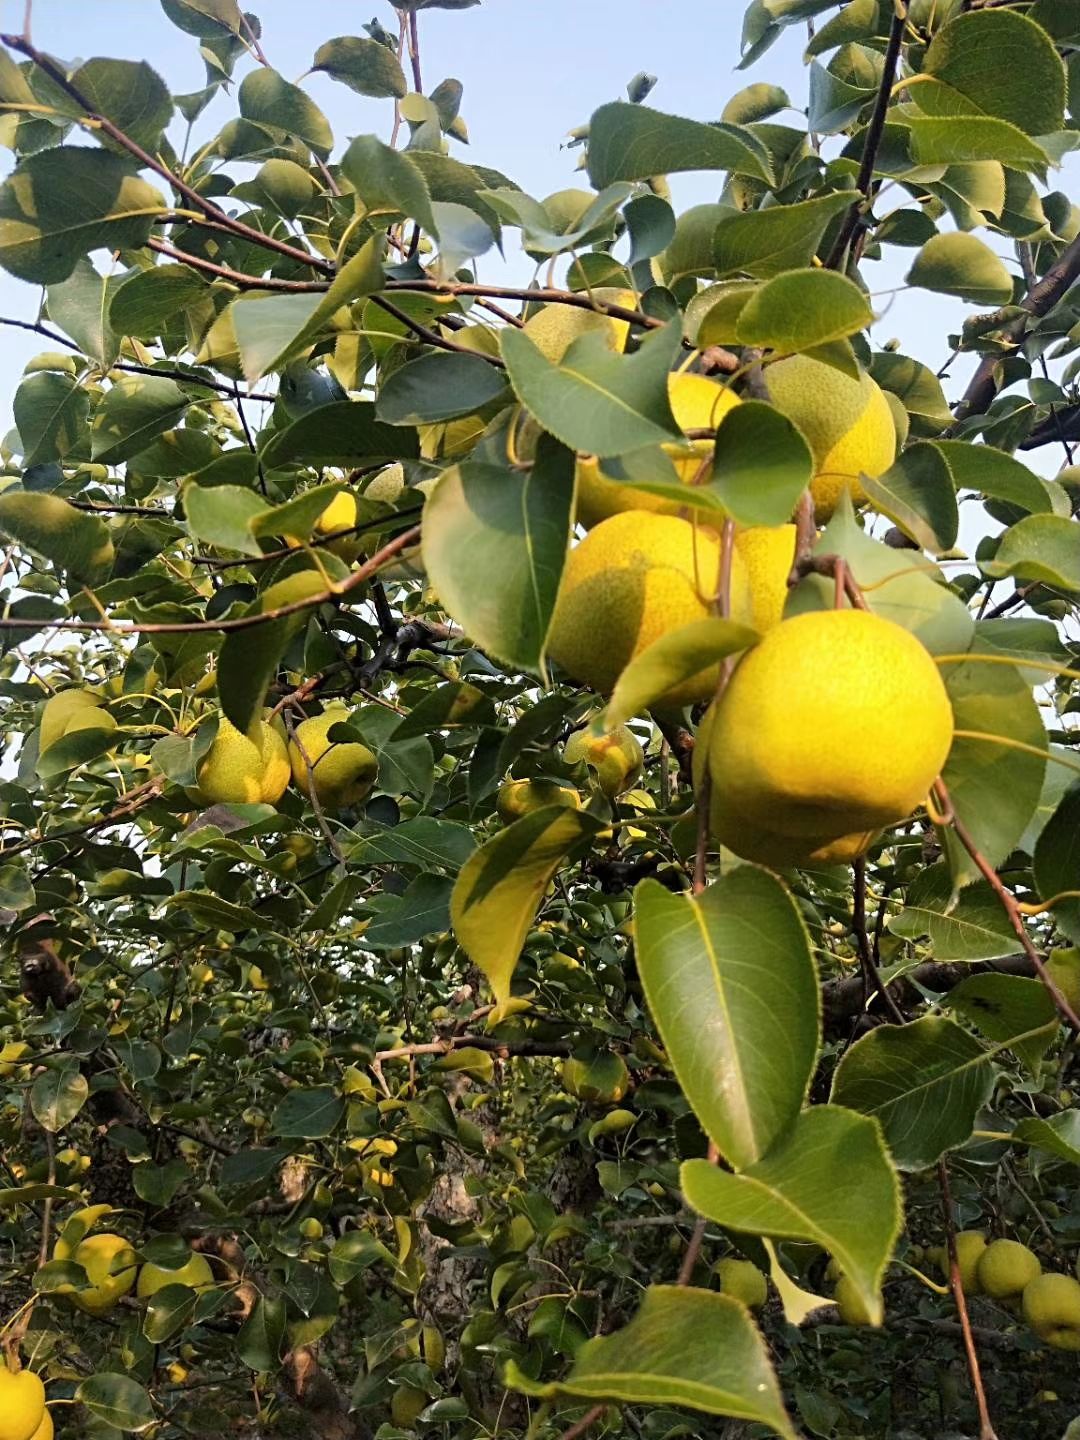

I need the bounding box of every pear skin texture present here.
[705,610,953,843]
[714,1257,768,1311]
[765,355,896,520]
[197,718,289,806]
[288,707,378,810]
[977,1239,1041,1300]
[547,512,723,705]
[0,1368,46,1440]
[575,372,741,529]
[136,1252,214,1298]
[1022,1273,1080,1350]
[730,524,797,634]
[496,779,581,824]
[54,1232,138,1314]
[564,725,644,799]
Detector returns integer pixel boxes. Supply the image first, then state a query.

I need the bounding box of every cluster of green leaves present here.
[2,1,1080,1438]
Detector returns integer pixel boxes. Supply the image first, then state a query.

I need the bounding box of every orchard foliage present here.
[3,2,1080,1438]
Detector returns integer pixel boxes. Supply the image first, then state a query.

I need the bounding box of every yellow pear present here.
[196,717,289,806]
[731,524,797,634]
[563,725,644,799]
[285,490,361,560]
[705,610,953,848]
[714,1257,768,1311]
[546,512,723,705]
[523,288,633,364]
[28,1409,52,1440]
[288,706,378,809]
[705,786,877,869]
[765,355,896,520]
[0,1367,46,1440]
[496,778,581,824]
[575,372,741,529]
[54,1231,138,1314]
[977,1239,1041,1301]
[932,1230,987,1294]
[137,1251,214,1298]
[1023,1273,1080,1350]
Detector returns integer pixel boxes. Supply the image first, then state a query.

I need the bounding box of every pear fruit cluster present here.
[194,705,378,815]
[924,1233,1080,1351]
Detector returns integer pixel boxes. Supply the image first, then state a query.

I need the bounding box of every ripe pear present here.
[496,778,581,824]
[765,355,897,520]
[39,689,116,753]
[704,610,953,850]
[715,1257,768,1310]
[137,1251,214,1298]
[561,1051,629,1104]
[977,1239,1041,1301]
[704,784,878,869]
[54,1231,138,1314]
[285,489,362,560]
[547,512,723,705]
[932,1230,987,1294]
[524,288,634,364]
[196,717,290,806]
[834,1275,876,1326]
[28,1409,52,1440]
[563,724,644,799]
[0,1367,46,1440]
[1022,1273,1080,1350]
[731,524,797,634]
[576,371,741,529]
[288,705,378,810]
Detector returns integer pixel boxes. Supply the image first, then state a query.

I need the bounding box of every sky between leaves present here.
[0,0,1073,484]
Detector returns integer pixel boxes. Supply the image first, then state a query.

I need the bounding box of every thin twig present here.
[932,779,1080,1031]
[938,1159,999,1440]
[824,4,908,271]
[854,857,904,1023]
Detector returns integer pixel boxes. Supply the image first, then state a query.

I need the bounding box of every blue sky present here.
[0,0,1066,477]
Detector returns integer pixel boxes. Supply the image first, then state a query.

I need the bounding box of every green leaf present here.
[904,116,1051,174]
[348,817,476,869]
[871,353,953,437]
[0,861,34,912]
[937,440,1067,516]
[183,484,267,557]
[981,515,1080,591]
[132,1158,191,1207]
[919,9,1065,138]
[14,372,89,468]
[942,973,1057,1074]
[506,1285,796,1439]
[260,400,420,469]
[682,1106,901,1325]
[831,1015,997,1169]
[377,351,508,425]
[861,442,959,554]
[721,82,791,125]
[587,102,774,188]
[91,375,190,464]
[422,437,575,674]
[46,257,122,367]
[161,0,243,36]
[312,35,408,98]
[70,57,173,151]
[239,68,333,157]
[889,862,1018,961]
[1035,784,1080,944]
[604,619,758,729]
[939,650,1046,879]
[236,1294,287,1372]
[0,491,114,583]
[364,873,454,948]
[1012,1111,1080,1165]
[110,264,209,341]
[329,1229,395,1284]
[144,1282,199,1343]
[501,322,683,459]
[634,871,819,1171]
[907,233,1014,306]
[30,1062,88,1131]
[451,807,606,1010]
[232,235,387,382]
[737,269,873,353]
[272,1086,345,1138]
[75,1374,156,1432]
[714,193,853,279]
[390,683,496,740]
[0,148,166,284]
[340,134,437,234]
